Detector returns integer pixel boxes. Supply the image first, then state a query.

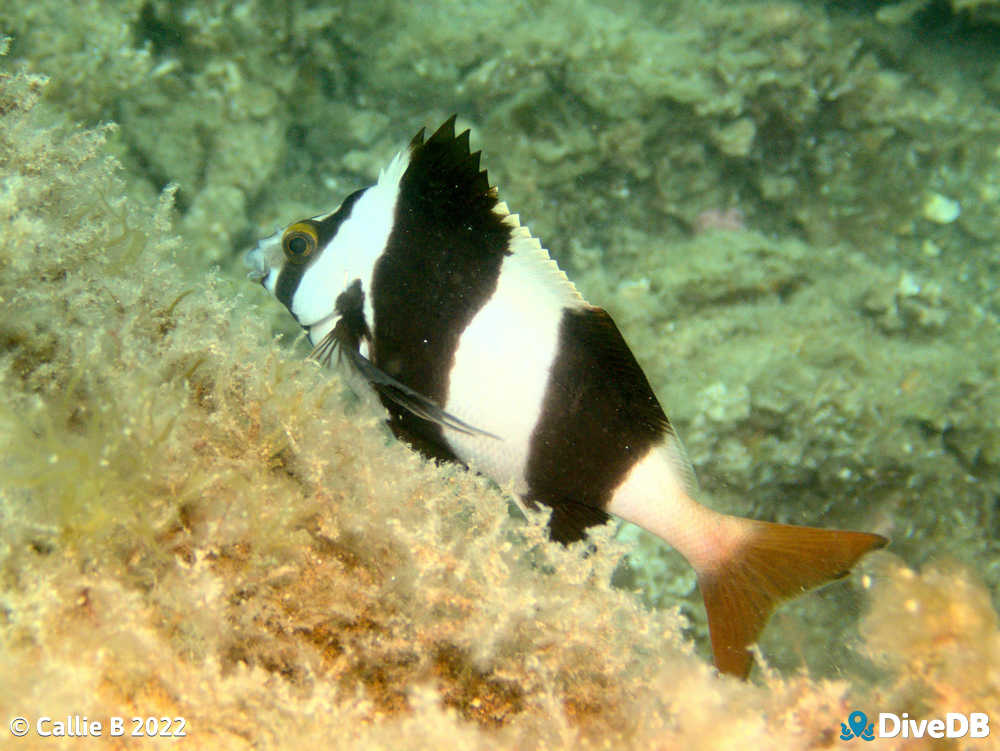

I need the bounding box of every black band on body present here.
[525,306,672,543]
[371,117,511,450]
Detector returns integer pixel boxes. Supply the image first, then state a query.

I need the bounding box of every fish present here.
[245,116,887,677]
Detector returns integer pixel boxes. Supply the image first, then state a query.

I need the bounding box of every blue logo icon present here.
[841,710,875,741]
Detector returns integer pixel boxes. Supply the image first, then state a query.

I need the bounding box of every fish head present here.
[243,189,367,328]
[243,215,334,328]
[243,156,404,332]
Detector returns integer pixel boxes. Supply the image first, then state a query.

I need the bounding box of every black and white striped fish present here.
[245,117,886,677]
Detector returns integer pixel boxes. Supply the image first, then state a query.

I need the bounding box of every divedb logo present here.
[840,710,990,741]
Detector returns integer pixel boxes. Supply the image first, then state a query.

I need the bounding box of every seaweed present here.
[2,0,999,746]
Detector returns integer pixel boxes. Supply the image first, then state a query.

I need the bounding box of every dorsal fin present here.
[400,117,582,304]
[403,116,494,212]
[492,199,585,306]
[409,124,428,148]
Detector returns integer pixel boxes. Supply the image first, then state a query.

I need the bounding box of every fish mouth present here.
[244,244,269,283]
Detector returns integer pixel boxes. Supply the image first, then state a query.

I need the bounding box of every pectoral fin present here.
[310,322,500,440]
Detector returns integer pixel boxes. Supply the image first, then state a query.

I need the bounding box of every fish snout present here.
[244,244,270,283]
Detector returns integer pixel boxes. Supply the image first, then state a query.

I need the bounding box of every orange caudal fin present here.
[698,520,888,678]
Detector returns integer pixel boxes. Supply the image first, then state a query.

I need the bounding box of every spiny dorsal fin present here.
[406,116,491,199]
[402,117,583,306]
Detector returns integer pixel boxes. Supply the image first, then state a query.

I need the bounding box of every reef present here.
[1,0,999,747]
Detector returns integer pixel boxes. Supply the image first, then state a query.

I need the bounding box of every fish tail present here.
[697,519,887,678]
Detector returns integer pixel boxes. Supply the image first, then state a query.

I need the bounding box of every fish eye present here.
[282,222,319,263]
